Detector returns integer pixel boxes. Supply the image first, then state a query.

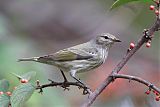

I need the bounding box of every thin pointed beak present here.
[113,38,121,42]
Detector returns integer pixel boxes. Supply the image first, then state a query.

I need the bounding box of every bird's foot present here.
[48,79,70,90]
[82,86,92,95]
[76,79,92,95]
[61,80,70,91]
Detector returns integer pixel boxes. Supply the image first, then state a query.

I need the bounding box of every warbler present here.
[18,33,121,86]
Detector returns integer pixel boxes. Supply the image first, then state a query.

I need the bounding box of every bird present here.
[18,33,121,87]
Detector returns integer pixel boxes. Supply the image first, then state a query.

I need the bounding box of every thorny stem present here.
[82,4,160,107]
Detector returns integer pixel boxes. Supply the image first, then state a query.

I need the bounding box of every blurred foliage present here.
[110,0,153,10]
[0,0,159,107]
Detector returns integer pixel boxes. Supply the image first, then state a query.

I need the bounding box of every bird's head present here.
[95,33,121,47]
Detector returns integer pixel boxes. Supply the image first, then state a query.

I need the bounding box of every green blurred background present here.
[0,0,159,107]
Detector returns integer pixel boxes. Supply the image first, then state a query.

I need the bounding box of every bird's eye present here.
[103,36,109,39]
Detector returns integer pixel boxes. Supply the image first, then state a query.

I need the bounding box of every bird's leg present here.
[60,70,68,82]
[70,71,84,85]
[70,71,91,94]
[60,69,69,90]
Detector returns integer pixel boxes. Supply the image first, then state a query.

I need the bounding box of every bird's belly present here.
[54,59,103,73]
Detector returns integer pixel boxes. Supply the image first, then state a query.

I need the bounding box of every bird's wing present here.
[53,48,93,61]
[39,49,93,62]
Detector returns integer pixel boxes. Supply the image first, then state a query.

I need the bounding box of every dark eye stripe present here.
[101,36,109,39]
[104,36,109,39]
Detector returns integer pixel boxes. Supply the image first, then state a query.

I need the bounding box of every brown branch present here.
[82,7,160,107]
[112,74,160,93]
[35,80,92,95]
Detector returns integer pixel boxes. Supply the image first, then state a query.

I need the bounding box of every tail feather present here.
[18,57,38,62]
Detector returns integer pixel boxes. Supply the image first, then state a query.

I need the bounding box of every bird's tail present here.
[18,57,38,62]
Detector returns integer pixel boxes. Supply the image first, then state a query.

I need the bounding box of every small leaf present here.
[12,71,36,81]
[11,73,22,80]
[21,71,36,81]
[110,0,153,10]
[11,83,35,107]
[0,79,9,92]
[0,94,10,107]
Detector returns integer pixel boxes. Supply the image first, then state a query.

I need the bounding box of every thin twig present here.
[112,74,160,93]
[36,81,92,95]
